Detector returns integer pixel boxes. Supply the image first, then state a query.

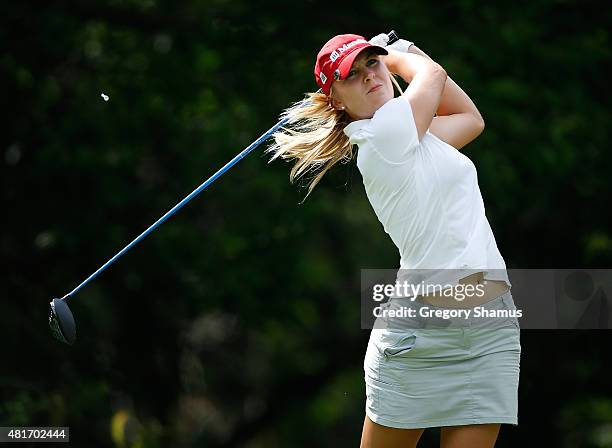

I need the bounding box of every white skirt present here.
[364,290,521,429]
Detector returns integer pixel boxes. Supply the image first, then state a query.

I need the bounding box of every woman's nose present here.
[363,67,376,81]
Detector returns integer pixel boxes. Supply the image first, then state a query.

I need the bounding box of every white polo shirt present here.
[343,96,511,298]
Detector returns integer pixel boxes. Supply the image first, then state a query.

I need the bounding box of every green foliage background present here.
[2,0,611,446]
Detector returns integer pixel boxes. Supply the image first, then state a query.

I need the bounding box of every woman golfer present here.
[267,32,521,448]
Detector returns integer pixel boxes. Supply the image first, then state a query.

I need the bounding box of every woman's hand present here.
[369,33,414,53]
[369,33,414,76]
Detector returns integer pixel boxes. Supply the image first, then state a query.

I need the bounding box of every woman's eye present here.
[347,59,376,79]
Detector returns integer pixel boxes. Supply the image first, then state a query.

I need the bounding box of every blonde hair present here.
[265,73,403,203]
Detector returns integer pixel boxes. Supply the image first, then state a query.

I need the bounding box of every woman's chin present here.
[371,94,393,112]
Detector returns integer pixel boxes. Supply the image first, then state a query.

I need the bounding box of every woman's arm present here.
[383,50,447,142]
[406,46,485,149]
[409,45,484,121]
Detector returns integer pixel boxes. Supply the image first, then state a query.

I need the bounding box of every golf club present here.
[49,30,400,345]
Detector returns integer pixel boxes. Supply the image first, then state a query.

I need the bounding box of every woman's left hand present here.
[369,33,414,53]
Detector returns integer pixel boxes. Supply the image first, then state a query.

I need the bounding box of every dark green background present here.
[2,0,611,446]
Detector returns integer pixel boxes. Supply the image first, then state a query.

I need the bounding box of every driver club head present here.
[49,297,76,345]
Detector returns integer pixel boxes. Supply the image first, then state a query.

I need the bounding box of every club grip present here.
[386,30,399,46]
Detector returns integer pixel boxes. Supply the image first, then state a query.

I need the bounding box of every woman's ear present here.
[328,85,346,111]
[329,96,346,111]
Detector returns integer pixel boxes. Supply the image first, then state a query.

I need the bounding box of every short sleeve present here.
[368,96,420,163]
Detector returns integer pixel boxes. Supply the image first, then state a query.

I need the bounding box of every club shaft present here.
[65,115,291,299]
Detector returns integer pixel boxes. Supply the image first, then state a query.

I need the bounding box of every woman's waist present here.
[413,271,509,309]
